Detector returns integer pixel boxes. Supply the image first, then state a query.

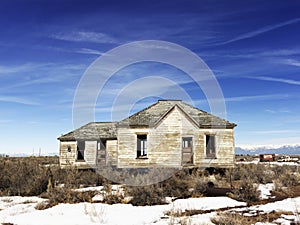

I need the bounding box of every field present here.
[0,156,300,225]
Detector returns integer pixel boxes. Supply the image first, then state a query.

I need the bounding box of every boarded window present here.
[206,135,216,158]
[137,134,147,157]
[77,141,85,160]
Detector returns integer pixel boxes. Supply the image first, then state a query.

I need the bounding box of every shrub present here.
[227,164,274,185]
[232,178,261,203]
[55,168,105,188]
[161,173,191,198]
[127,184,166,206]
[211,212,256,225]
[101,183,124,204]
[37,187,97,209]
[0,158,49,196]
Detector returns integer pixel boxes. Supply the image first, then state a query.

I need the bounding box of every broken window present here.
[97,140,107,164]
[182,137,193,165]
[206,135,216,158]
[77,140,85,160]
[97,140,106,150]
[137,134,147,158]
[182,137,192,148]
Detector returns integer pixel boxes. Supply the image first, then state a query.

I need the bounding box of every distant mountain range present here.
[235,144,300,155]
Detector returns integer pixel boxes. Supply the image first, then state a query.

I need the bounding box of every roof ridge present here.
[121,100,161,122]
[178,101,207,114]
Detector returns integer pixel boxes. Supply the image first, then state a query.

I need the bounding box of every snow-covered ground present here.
[0,184,299,225]
[0,196,245,225]
[258,183,275,200]
[237,158,300,166]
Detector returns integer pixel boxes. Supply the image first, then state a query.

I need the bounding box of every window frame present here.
[136,134,148,158]
[205,134,216,159]
[97,140,106,151]
[76,140,85,161]
[182,137,193,148]
[182,136,194,165]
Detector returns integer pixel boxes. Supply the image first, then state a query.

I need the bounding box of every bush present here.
[232,178,261,203]
[101,183,124,204]
[56,168,105,188]
[0,158,49,196]
[211,212,255,225]
[37,187,97,209]
[161,172,192,198]
[127,184,166,206]
[227,164,274,185]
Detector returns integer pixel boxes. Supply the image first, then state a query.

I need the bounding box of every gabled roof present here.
[58,100,236,141]
[58,122,117,141]
[120,100,236,128]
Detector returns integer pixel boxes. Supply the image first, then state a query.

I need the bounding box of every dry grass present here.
[211,210,295,225]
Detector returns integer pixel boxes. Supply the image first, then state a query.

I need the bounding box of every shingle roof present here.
[120,100,236,128]
[58,100,236,141]
[58,122,117,141]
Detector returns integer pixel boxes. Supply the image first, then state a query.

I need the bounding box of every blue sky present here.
[0,0,299,154]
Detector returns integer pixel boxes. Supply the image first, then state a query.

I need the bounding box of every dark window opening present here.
[137,134,147,158]
[97,140,106,150]
[206,135,216,158]
[77,141,85,160]
[97,140,107,165]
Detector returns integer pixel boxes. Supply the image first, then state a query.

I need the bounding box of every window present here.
[137,134,147,158]
[77,140,85,160]
[97,140,106,150]
[97,140,107,164]
[182,137,192,148]
[206,135,216,158]
[182,137,193,165]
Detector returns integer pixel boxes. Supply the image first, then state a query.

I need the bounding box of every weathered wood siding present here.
[84,141,97,166]
[59,141,77,168]
[149,106,198,167]
[60,106,235,169]
[117,107,196,168]
[117,106,235,168]
[106,140,117,166]
[117,127,150,167]
[59,140,97,169]
[194,129,235,168]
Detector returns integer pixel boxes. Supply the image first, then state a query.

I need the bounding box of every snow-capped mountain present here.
[235,144,300,155]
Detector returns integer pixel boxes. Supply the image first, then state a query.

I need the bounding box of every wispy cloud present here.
[281,59,300,67]
[220,18,300,45]
[224,94,289,102]
[0,95,40,106]
[0,63,44,75]
[52,31,119,44]
[0,62,85,90]
[265,109,290,114]
[208,48,300,59]
[45,45,104,56]
[75,48,104,55]
[0,119,12,124]
[194,94,290,107]
[250,76,300,86]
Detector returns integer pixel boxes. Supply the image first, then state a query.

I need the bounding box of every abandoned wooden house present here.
[58,100,237,169]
